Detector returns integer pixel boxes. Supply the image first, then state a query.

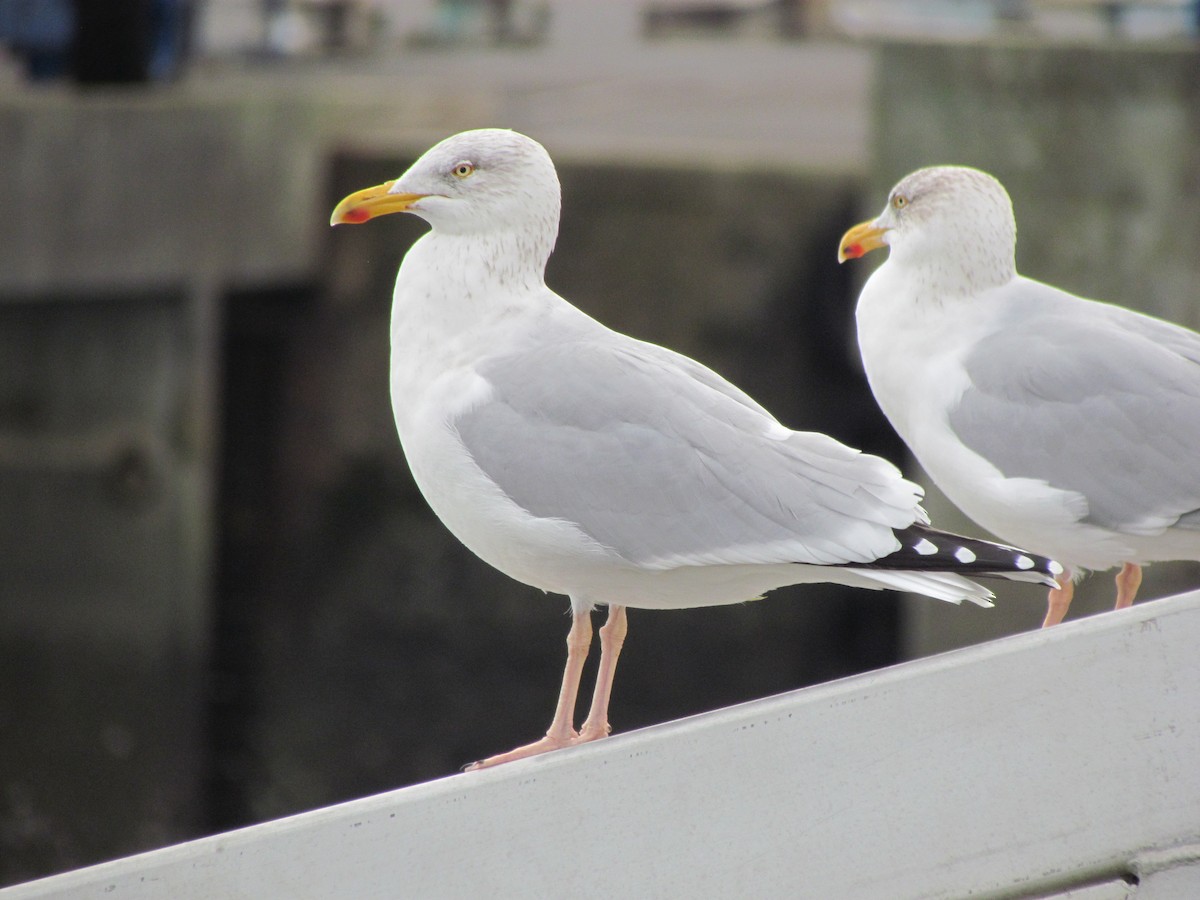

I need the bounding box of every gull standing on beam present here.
[331,130,1061,770]
[840,165,1200,628]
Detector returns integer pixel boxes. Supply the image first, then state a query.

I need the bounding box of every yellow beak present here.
[837,220,890,263]
[329,181,429,225]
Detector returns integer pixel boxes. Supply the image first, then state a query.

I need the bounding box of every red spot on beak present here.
[844,243,864,259]
[344,207,371,224]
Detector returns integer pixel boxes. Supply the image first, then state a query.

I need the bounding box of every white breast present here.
[856,269,1132,571]
[387,254,616,596]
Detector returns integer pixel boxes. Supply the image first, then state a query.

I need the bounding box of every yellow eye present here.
[452,162,475,179]
[891,193,908,210]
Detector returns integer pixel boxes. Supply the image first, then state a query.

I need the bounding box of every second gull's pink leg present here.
[1043,573,1074,628]
[1114,562,1142,610]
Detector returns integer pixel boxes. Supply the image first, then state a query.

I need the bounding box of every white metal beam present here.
[6,592,1200,899]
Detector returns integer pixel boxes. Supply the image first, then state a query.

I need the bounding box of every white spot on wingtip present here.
[1049,560,1065,576]
[1015,555,1035,570]
[954,547,976,564]
[914,538,937,556]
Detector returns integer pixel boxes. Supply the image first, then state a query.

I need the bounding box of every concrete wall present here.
[0,91,328,294]
[0,90,328,883]
[863,41,1200,656]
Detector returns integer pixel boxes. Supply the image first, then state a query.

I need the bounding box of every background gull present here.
[840,165,1200,628]
[330,130,1060,770]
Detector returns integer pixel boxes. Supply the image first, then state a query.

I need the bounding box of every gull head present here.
[838,166,1017,294]
[330,128,562,242]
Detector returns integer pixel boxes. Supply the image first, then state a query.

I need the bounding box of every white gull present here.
[332,131,1060,769]
[841,165,1200,627]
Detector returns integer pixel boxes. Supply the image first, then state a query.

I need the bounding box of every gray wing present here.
[454,338,922,569]
[949,282,1200,535]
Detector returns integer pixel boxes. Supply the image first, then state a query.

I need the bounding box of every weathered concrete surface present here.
[0,89,332,884]
[0,289,216,882]
[861,40,1200,656]
[0,90,328,294]
[199,9,872,173]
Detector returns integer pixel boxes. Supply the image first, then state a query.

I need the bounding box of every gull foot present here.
[573,719,612,745]
[464,732,580,771]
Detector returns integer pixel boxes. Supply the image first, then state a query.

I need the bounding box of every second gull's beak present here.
[837,220,890,263]
[330,181,428,226]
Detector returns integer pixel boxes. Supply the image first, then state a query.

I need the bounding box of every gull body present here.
[332,132,1060,768]
[841,165,1200,626]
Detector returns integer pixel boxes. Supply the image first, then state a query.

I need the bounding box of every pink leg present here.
[1043,573,1074,628]
[1114,562,1142,610]
[465,606,592,771]
[576,605,628,744]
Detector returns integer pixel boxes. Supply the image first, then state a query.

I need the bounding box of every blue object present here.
[0,0,74,79]
[149,0,189,80]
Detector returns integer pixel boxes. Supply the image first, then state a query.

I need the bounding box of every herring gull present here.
[331,131,1060,769]
[840,165,1200,627]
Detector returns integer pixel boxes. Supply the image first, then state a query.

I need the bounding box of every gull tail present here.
[846,523,1063,606]
[846,569,996,607]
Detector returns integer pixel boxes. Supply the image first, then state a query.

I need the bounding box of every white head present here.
[330,128,562,273]
[839,166,1018,294]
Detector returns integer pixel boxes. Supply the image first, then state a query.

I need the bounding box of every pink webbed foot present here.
[463,604,629,771]
[465,606,593,771]
[465,729,580,771]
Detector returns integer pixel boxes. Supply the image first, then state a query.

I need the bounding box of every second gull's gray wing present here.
[949,282,1200,535]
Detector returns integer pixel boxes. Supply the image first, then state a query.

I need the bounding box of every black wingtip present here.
[857,524,1063,588]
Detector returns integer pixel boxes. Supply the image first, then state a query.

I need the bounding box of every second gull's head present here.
[839,165,1018,295]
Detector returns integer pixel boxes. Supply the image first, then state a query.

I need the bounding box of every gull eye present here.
[452,161,475,179]
[891,193,908,210]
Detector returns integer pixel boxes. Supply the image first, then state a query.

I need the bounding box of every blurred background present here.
[3,0,1200,886]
